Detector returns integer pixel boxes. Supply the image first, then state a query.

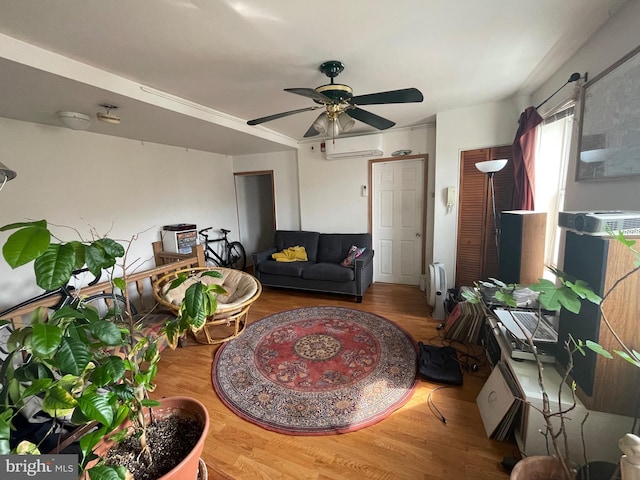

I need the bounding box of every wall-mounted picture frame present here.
[576,44,640,181]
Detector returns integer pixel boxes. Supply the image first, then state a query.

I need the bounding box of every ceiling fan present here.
[247,60,424,138]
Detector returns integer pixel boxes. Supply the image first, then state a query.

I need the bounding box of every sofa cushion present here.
[317,233,372,263]
[302,263,355,282]
[258,260,308,277]
[274,231,320,263]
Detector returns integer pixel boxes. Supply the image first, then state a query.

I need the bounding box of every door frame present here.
[368,154,429,276]
[234,170,276,262]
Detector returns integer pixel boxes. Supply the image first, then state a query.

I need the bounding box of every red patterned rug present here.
[211,306,418,435]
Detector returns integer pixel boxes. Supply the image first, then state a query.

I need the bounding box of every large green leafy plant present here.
[463,232,639,480]
[0,220,223,479]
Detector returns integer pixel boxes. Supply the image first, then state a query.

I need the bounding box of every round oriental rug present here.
[212,306,418,435]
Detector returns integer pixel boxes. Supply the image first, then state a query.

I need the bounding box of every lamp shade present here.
[312,113,329,134]
[0,161,17,182]
[337,112,355,132]
[475,159,508,174]
[58,111,91,130]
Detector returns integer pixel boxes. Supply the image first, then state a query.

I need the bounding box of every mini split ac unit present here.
[325,134,383,159]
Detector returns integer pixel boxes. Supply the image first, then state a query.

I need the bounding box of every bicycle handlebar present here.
[70,268,101,286]
[199,227,231,236]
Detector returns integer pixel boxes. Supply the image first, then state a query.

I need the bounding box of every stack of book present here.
[442,300,485,344]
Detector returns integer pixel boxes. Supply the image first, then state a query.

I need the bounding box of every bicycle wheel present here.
[205,249,222,267]
[227,241,247,270]
[83,293,138,320]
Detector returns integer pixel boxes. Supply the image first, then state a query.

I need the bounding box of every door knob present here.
[416,233,421,237]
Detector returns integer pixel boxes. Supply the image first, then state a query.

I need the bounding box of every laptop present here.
[492,308,558,344]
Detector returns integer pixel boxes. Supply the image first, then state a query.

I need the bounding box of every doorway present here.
[370,156,427,285]
[234,171,276,267]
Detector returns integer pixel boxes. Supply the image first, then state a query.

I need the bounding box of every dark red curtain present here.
[511,106,543,210]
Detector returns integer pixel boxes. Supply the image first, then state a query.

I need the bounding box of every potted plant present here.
[463,231,639,480]
[0,220,225,479]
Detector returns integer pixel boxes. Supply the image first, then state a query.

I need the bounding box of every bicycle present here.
[0,269,136,357]
[199,227,247,271]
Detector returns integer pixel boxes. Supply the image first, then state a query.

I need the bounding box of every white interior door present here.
[372,158,424,285]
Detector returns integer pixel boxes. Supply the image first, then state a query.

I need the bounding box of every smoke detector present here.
[57,111,91,130]
[96,104,120,124]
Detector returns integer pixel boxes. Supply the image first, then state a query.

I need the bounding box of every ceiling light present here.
[0,161,17,183]
[96,104,120,124]
[337,112,355,132]
[475,159,508,175]
[312,113,329,134]
[57,111,91,130]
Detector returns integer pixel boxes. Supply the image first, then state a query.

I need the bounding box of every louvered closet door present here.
[455,146,513,288]
[456,149,490,288]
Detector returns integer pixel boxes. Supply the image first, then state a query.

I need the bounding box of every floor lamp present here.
[0,161,17,192]
[475,159,508,262]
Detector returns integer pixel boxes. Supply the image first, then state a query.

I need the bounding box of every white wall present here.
[233,150,301,230]
[532,0,640,212]
[434,100,521,287]
[0,117,237,310]
[297,126,432,234]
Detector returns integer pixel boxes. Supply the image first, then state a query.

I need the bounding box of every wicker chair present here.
[153,267,262,345]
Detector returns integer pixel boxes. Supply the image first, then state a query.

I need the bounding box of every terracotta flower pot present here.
[90,396,210,480]
[510,456,572,480]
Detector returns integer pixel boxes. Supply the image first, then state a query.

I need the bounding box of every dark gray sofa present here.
[251,230,374,302]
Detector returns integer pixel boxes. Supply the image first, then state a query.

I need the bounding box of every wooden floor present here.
[153,283,518,479]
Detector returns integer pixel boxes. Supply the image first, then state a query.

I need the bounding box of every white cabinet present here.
[480,315,631,464]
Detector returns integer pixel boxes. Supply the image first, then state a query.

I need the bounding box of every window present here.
[535,106,574,273]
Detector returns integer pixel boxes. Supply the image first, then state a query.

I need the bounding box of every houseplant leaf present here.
[585,340,613,359]
[31,323,62,358]
[41,385,78,417]
[91,356,126,387]
[0,409,13,454]
[88,320,123,346]
[530,280,582,314]
[1,221,50,268]
[86,464,129,480]
[33,243,77,290]
[77,389,114,426]
[615,350,640,368]
[55,336,92,375]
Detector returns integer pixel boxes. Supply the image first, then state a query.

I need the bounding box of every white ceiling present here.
[0,0,627,156]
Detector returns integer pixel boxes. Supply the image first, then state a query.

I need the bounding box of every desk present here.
[480,314,631,464]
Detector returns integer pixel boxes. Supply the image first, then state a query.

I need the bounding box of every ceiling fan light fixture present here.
[337,112,355,132]
[96,104,121,125]
[312,113,329,134]
[57,111,91,130]
[0,161,17,183]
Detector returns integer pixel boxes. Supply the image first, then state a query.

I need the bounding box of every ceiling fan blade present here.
[350,87,423,105]
[285,88,334,104]
[247,106,319,125]
[303,124,320,138]
[347,107,395,130]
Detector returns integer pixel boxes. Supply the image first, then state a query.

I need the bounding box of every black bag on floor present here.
[417,342,463,386]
